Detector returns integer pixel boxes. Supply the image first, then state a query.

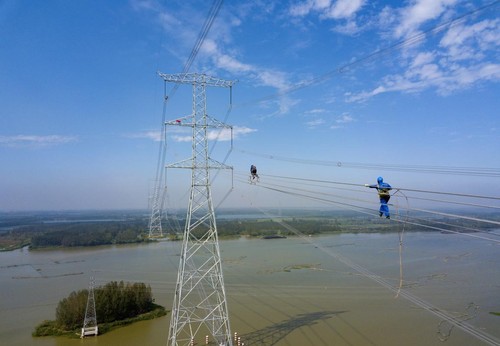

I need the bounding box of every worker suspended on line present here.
[250,164,259,182]
[365,176,392,219]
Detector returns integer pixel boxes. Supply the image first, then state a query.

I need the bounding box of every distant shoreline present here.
[2,209,498,252]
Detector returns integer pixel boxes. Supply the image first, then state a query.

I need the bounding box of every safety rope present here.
[392,189,409,298]
[235,190,500,346]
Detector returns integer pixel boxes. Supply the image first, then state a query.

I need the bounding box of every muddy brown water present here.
[1,232,499,345]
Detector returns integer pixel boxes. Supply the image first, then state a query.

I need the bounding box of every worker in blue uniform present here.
[365,176,392,219]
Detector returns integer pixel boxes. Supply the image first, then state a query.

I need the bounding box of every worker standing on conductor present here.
[365,176,392,219]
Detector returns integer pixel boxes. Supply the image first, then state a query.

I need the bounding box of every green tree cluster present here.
[29,221,147,248]
[55,281,154,330]
[215,218,343,237]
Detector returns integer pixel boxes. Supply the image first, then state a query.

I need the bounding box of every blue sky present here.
[1,0,499,211]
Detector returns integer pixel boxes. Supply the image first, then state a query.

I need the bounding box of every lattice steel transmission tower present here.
[148,110,168,239]
[160,73,235,346]
[148,174,166,238]
[81,275,98,338]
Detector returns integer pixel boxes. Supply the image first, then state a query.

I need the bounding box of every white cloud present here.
[306,108,327,114]
[346,73,430,102]
[172,126,256,143]
[332,20,361,35]
[233,126,257,137]
[405,52,443,82]
[129,126,257,143]
[216,54,253,73]
[347,60,500,102]
[133,1,315,117]
[347,5,500,102]
[439,19,500,61]
[411,51,435,67]
[326,0,365,19]
[439,63,500,93]
[200,38,218,56]
[289,0,331,17]
[289,0,365,19]
[395,0,458,39]
[336,114,354,123]
[207,126,256,141]
[255,69,289,91]
[306,118,325,128]
[126,131,162,142]
[130,0,161,12]
[329,113,355,129]
[172,134,192,143]
[0,135,77,147]
[195,24,295,115]
[345,86,386,102]
[288,0,365,35]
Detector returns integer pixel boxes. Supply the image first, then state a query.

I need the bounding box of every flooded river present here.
[1,232,499,346]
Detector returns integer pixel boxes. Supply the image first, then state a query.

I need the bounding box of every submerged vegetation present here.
[33,280,166,337]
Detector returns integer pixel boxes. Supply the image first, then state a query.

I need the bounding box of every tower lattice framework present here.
[161,73,234,346]
[148,104,168,239]
[81,275,98,338]
[148,174,166,238]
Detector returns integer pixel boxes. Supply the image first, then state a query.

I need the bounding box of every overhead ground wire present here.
[238,150,500,178]
[233,1,500,109]
[234,177,500,344]
[233,172,500,244]
[408,207,500,226]
[150,0,225,234]
[236,170,500,211]
[241,172,499,239]
[397,194,500,210]
[254,172,500,204]
[236,199,500,346]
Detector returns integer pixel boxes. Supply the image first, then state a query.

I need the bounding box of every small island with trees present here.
[33,281,166,338]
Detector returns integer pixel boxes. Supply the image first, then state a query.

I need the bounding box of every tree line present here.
[28,217,400,248]
[6,210,491,251]
[28,220,149,248]
[215,218,345,237]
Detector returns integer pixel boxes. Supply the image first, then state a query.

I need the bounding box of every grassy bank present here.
[33,305,167,338]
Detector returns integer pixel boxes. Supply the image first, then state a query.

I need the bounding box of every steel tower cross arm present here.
[166,158,232,170]
[166,115,233,130]
[158,72,236,88]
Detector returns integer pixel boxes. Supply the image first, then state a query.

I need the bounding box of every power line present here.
[244,172,500,240]
[403,212,500,238]
[234,0,500,108]
[163,0,224,98]
[234,174,500,244]
[149,0,225,237]
[254,172,500,202]
[409,207,500,226]
[238,202,500,346]
[397,194,500,211]
[180,0,223,76]
[238,149,500,178]
[233,176,500,344]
